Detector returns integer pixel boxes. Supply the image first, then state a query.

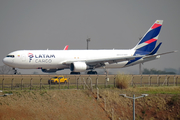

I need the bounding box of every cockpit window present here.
[6,55,14,58]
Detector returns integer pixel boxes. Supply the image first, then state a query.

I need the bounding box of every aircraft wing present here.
[62,55,144,67]
[62,50,177,68]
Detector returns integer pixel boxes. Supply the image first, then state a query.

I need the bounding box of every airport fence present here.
[0,74,179,91]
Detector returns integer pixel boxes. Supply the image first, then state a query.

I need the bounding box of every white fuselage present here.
[3,49,135,69]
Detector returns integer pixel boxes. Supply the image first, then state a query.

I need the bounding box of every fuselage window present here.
[6,55,14,58]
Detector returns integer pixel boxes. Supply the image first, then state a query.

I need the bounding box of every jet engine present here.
[70,62,87,72]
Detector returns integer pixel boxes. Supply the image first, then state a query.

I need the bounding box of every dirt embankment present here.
[98,89,180,120]
[0,90,109,120]
[0,88,180,120]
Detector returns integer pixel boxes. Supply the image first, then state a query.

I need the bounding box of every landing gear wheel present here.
[70,72,80,74]
[13,68,17,74]
[87,71,97,74]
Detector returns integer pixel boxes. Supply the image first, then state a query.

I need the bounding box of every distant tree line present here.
[142,68,176,74]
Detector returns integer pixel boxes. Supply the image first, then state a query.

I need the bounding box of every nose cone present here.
[2,57,13,66]
[3,57,8,65]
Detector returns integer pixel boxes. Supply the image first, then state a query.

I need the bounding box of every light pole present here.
[119,94,148,120]
[86,38,90,50]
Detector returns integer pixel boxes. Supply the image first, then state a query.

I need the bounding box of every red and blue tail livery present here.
[126,20,164,66]
[133,20,163,55]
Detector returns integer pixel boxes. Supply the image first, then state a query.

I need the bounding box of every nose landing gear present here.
[13,68,17,74]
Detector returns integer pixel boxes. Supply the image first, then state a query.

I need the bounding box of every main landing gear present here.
[70,71,98,74]
[87,71,97,74]
[70,72,80,74]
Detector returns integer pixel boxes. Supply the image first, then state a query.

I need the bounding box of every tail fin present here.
[133,20,163,55]
[63,45,69,50]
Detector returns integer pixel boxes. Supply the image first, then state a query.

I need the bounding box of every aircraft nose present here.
[3,57,8,65]
[2,57,13,66]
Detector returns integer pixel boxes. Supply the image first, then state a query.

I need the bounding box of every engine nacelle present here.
[70,62,87,72]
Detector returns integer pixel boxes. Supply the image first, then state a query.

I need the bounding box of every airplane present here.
[3,20,176,74]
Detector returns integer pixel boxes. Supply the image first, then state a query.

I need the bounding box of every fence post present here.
[11,78,14,90]
[104,98,106,111]
[30,78,32,90]
[68,78,70,89]
[97,87,99,100]
[21,78,23,90]
[131,75,134,86]
[2,78,4,90]
[159,77,161,86]
[77,77,79,89]
[83,78,85,89]
[40,78,42,90]
[157,75,159,86]
[174,75,176,86]
[167,76,170,86]
[176,77,178,86]
[58,78,61,90]
[157,75,161,86]
[165,75,168,86]
[90,78,92,92]
[114,75,116,87]
[140,75,143,87]
[148,75,150,86]
[105,77,108,88]
[49,76,51,90]
[96,76,98,88]
[111,108,114,120]
[149,76,152,86]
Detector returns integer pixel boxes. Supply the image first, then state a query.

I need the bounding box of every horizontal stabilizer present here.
[145,50,177,58]
[155,50,177,56]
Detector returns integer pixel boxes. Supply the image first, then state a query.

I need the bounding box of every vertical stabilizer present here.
[133,20,163,54]
[64,45,69,50]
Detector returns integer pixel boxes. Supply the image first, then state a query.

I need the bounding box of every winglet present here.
[63,45,69,50]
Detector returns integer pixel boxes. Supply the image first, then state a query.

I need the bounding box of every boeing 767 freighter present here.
[3,20,176,74]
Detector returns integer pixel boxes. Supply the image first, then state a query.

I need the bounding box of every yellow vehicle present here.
[48,76,68,84]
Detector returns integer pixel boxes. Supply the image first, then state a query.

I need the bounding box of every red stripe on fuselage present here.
[145,39,157,44]
[151,23,161,29]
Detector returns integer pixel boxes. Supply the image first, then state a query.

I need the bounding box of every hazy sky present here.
[0,0,179,74]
